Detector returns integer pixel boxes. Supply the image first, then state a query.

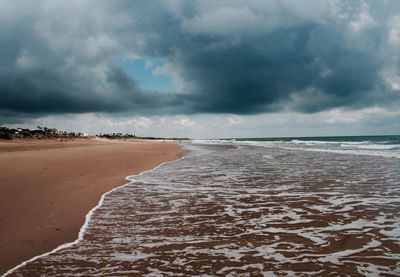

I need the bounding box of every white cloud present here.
[6,108,400,139]
[179,0,329,37]
[15,50,37,70]
[227,115,243,125]
[182,6,261,36]
[29,114,154,134]
[153,62,193,93]
[388,15,400,45]
[322,107,399,124]
[174,116,196,128]
[381,69,400,91]
[349,2,376,32]
[125,117,154,130]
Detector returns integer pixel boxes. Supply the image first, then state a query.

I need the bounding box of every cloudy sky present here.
[1,0,400,138]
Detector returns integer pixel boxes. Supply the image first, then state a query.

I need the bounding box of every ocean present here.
[199,135,400,159]
[6,136,400,276]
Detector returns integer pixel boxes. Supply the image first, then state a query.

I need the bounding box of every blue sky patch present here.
[120,58,172,92]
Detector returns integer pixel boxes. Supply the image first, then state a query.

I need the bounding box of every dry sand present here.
[0,138,183,274]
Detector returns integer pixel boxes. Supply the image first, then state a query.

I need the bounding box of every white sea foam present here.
[318,239,381,265]
[289,139,368,145]
[7,142,400,276]
[196,137,400,159]
[339,143,399,150]
[279,146,400,158]
[2,154,186,277]
[111,252,156,262]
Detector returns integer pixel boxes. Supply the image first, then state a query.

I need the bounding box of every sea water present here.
[7,136,400,276]
[195,135,400,159]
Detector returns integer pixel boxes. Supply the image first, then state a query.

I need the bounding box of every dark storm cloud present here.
[155,2,399,114]
[178,24,382,114]
[1,0,399,122]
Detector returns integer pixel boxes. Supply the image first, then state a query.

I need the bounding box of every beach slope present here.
[0,139,182,274]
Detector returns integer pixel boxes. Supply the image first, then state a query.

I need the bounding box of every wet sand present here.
[8,144,399,276]
[0,138,183,274]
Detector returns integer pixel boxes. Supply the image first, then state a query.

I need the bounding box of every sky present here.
[1,0,400,138]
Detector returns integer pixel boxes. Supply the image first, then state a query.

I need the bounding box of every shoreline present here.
[3,155,186,277]
[0,138,183,274]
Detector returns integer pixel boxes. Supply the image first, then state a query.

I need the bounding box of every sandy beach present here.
[6,142,400,276]
[0,138,183,274]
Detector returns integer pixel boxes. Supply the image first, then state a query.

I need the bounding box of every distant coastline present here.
[0,126,189,141]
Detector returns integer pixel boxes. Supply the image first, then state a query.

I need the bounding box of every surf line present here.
[2,153,188,277]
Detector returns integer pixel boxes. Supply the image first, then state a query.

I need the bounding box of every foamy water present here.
[6,142,400,276]
[195,135,400,159]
